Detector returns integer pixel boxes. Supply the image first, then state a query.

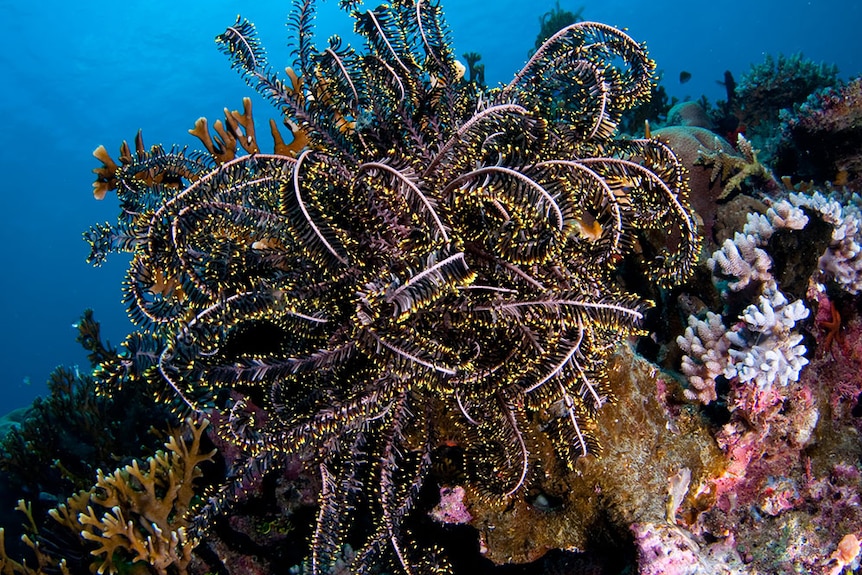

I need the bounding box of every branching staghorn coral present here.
[677,311,730,404]
[679,189,862,403]
[724,291,810,389]
[85,1,699,572]
[678,291,810,404]
[789,190,862,293]
[708,231,774,292]
[678,203,810,403]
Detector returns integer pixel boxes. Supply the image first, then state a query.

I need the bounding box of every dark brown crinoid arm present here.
[86,1,699,573]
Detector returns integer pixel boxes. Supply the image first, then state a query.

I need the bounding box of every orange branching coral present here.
[188,97,261,164]
[189,82,309,164]
[91,131,198,200]
[96,72,309,190]
[0,500,71,575]
[0,419,213,575]
[273,67,311,157]
[67,418,213,575]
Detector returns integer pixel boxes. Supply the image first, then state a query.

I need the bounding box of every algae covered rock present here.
[464,346,723,566]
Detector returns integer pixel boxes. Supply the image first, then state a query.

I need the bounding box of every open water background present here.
[1,0,860,411]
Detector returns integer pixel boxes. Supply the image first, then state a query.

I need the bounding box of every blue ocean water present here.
[0,0,859,411]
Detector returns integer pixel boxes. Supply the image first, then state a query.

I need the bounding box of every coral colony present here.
[2,0,862,574]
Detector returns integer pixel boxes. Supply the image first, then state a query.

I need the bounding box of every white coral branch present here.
[708,233,773,291]
[790,190,862,293]
[766,199,809,231]
[677,312,731,404]
[724,291,810,390]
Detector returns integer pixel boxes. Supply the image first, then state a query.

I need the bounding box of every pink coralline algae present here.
[631,522,744,575]
[632,523,701,575]
[678,298,862,574]
[667,180,862,574]
[429,486,473,525]
[807,290,862,430]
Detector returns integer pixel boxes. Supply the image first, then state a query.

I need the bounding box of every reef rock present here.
[465,346,723,566]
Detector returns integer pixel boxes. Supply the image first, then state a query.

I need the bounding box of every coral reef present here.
[6,1,862,574]
[733,52,840,162]
[62,419,213,575]
[735,53,840,127]
[678,200,811,404]
[670,184,862,574]
[430,346,724,567]
[776,77,862,190]
[82,1,699,573]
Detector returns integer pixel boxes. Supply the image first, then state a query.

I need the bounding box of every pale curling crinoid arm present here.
[85,0,698,572]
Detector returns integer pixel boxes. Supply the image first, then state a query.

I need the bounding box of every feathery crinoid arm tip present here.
[217,16,268,75]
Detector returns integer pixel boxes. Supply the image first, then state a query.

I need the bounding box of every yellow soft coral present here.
[70,418,213,575]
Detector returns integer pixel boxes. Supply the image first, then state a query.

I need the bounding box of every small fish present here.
[679,70,692,84]
[573,211,603,241]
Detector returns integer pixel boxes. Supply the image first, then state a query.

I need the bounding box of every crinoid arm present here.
[87,0,699,572]
[504,21,656,142]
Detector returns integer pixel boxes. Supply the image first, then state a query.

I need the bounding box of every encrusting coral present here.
[82,0,699,572]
